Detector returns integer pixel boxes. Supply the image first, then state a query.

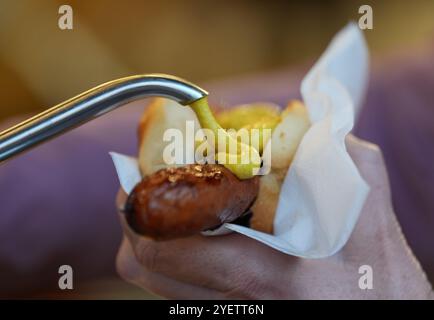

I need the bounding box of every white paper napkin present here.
[111,22,370,258]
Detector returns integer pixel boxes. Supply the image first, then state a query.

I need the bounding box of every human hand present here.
[115,135,433,299]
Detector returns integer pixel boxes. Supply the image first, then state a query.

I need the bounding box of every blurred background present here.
[1,0,434,122]
[1,0,434,299]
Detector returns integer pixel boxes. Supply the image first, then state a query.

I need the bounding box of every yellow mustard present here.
[190,98,278,179]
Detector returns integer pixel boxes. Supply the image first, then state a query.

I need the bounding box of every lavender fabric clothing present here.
[0,47,433,296]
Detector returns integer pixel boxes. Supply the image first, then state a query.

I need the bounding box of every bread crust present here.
[137,98,200,176]
[250,100,310,233]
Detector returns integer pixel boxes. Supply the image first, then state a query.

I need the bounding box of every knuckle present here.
[134,240,160,272]
[364,143,383,163]
[347,136,387,171]
[224,266,265,299]
[115,253,130,281]
[116,189,128,211]
[347,135,381,156]
[115,244,139,283]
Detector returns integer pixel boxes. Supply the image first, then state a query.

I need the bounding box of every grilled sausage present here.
[124,164,259,240]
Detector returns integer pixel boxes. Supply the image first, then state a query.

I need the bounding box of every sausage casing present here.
[124,164,259,240]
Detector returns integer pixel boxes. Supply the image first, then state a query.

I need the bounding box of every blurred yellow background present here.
[0,0,433,120]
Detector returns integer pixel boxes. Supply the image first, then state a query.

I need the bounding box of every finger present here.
[343,134,400,254]
[117,187,250,291]
[123,230,288,298]
[346,134,392,203]
[116,189,144,243]
[116,188,128,211]
[346,135,388,182]
[116,190,229,298]
[116,236,221,299]
[117,187,289,297]
[126,232,240,292]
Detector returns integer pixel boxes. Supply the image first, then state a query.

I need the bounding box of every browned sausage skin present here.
[124,164,259,240]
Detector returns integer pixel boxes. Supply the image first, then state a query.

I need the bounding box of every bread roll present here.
[138,98,200,176]
[250,100,310,233]
[136,98,310,235]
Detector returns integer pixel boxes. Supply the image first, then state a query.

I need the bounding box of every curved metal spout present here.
[0,74,208,163]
